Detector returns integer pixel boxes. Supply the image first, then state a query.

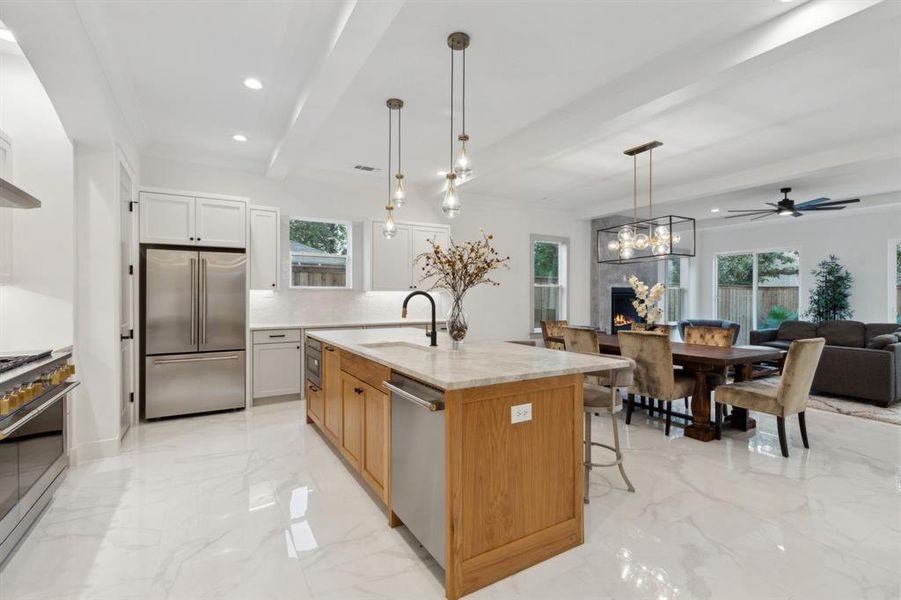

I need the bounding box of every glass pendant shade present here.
[633,233,650,250]
[441,174,461,218]
[382,208,397,239]
[617,226,635,243]
[453,135,472,182]
[393,174,406,207]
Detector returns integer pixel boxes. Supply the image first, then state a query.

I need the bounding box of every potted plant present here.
[416,231,510,348]
[805,254,853,324]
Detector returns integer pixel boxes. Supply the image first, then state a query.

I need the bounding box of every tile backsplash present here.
[250,289,449,326]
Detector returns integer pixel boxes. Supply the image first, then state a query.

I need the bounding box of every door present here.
[411,226,449,290]
[249,208,279,290]
[252,342,301,398]
[322,345,342,445]
[144,351,245,418]
[195,197,246,248]
[362,383,389,502]
[199,251,246,352]
[119,160,135,437]
[144,249,198,355]
[341,374,364,471]
[139,192,194,244]
[371,221,412,291]
[307,380,324,425]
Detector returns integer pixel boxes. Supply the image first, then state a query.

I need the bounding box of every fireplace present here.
[611,287,644,333]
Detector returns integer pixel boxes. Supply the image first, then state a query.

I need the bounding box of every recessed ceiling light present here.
[710,207,720,213]
[243,77,263,90]
[436,170,447,177]
[0,29,15,43]
[232,134,248,142]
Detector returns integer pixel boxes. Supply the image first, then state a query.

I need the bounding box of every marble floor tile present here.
[0,400,897,600]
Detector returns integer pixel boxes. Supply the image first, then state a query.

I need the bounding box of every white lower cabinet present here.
[252,340,301,399]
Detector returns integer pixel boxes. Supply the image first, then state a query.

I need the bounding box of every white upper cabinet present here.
[370,221,450,291]
[195,197,246,248]
[249,206,279,290]
[140,192,194,244]
[139,191,246,248]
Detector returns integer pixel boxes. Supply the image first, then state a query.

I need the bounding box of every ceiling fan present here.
[726,187,860,221]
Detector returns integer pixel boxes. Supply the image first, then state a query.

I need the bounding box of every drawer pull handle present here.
[325,346,335,352]
[269,334,286,338]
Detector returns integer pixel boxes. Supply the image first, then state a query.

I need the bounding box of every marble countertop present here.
[250,318,434,331]
[306,328,631,391]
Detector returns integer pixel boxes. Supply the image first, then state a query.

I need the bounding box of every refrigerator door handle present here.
[189,257,197,346]
[200,257,208,345]
[152,355,239,365]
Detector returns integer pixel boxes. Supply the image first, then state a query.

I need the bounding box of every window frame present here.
[288,217,353,290]
[713,247,802,336]
[659,256,689,325]
[530,234,569,333]
[890,239,900,323]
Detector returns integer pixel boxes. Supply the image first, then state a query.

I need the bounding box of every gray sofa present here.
[750,320,900,406]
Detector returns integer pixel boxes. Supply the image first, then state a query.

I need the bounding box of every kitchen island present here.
[305,327,630,599]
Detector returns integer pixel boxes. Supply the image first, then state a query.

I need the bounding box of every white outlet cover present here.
[511,403,532,424]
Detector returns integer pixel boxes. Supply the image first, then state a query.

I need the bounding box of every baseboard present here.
[70,436,120,465]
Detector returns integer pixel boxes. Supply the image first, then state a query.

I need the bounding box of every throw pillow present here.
[867,333,898,350]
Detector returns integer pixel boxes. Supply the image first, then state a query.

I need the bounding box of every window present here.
[715,250,800,344]
[664,257,687,323]
[531,236,568,332]
[289,219,351,288]
[895,241,900,324]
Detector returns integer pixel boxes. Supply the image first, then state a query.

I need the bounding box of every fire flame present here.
[613,314,634,327]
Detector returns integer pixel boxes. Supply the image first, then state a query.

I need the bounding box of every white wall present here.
[0,50,74,350]
[141,156,591,341]
[692,198,901,324]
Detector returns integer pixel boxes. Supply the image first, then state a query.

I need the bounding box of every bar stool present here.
[582,367,636,501]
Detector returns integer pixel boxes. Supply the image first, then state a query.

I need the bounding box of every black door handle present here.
[354,387,363,395]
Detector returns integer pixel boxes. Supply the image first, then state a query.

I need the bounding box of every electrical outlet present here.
[511,403,532,424]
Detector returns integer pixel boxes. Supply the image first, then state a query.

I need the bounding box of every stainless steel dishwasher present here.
[383,374,446,568]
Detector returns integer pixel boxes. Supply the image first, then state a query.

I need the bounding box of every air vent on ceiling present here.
[354,164,381,172]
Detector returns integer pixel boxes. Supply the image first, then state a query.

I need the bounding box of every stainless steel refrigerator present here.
[142,248,246,419]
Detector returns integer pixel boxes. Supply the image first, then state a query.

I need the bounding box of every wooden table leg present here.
[684,368,716,442]
[725,362,757,432]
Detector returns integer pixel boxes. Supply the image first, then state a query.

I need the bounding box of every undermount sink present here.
[359,341,432,351]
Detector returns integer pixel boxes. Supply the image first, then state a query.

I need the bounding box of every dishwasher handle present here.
[382,381,444,412]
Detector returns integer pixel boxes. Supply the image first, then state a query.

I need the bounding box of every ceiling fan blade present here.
[791,211,803,217]
[750,213,776,221]
[727,209,774,213]
[801,198,860,208]
[799,206,845,211]
[794,197,830,209]
[766,202,780,208]
[725,212,770,219]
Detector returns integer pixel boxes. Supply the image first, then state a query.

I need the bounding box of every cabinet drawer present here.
[252,329,301,344]
[340,351,390,392]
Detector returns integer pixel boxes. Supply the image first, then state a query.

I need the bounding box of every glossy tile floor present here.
[0,400,898,600]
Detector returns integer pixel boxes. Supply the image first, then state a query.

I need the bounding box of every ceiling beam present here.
[265,0,404,179]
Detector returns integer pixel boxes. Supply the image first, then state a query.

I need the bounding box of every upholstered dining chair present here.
[540,320,568,350]
[682,325,733,413]
[631,323,672,336]
[564,326,608,385]
[714,337,825,457]
[618,331,697,436]
[563,327,636,499]
[677,319,741,345]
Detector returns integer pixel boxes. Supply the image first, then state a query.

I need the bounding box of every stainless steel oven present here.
[304,337,321,389]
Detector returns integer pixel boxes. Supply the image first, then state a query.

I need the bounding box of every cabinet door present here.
[306,379,324,426]
[340,374,364,472]
[195,197,246,248]
[371,221,412,291]
[411,225,450,290]
[322,344,343,446]
[362,383,389,502]
[252,342,301,398]
[249,207,279,290]
[140,192,195,245]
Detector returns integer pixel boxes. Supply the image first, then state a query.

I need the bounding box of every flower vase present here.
[446,295,469,349]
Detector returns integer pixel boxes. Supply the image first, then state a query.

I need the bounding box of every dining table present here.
[547,331,786,442]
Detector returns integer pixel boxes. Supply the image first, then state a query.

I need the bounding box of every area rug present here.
[751,376,901,426]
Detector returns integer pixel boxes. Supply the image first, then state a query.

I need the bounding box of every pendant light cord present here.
[397,105,402,175]
[450,47,455,170]
[648,147,653,220]
[632,155,638,223]
[461,48,466,135]
[388,105,392,207]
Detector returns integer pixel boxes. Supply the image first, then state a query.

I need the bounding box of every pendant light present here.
[596,141,696,264]
[451,32,472,183]
[382,98,404,239]
[442,32,470,218]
